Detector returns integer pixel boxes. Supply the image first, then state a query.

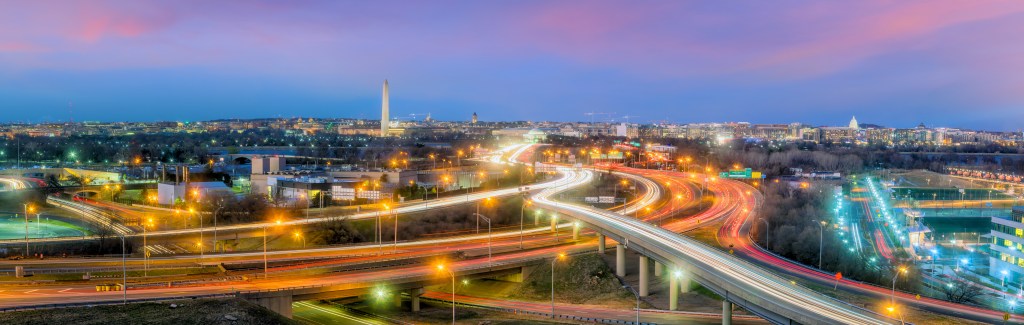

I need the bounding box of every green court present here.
[0,215,88,240]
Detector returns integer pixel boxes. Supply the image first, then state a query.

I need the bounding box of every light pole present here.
[118,234,127,305]
[143,217,153,277]
[22,204,34,256]
[213,202,224,253]
[293,231,305,249]
[760,218,770,250]
[390,205,398,253]
[263,219,281,278]
[551,253,566,318]
[476,197,491,233]
[520,196,531,250]
[812,219,825,269]
[436,264,456,325]
[891,266,907,304]
[474,213,492,266]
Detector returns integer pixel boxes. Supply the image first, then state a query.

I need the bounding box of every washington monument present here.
[381,79,390,136]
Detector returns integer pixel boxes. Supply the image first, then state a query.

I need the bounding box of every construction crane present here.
[621,115,640,125]
[583,112,614,124]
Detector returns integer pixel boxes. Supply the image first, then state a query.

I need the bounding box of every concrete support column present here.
[550,215,557,233]
[669,272,679,311]
[615,244,626,277]
[722,300,733,325]
[654,260,662,277]
[639,256,649,297]
[598,234,606,254]
[410,287,424,312]
[394,293,403,308]
[572,224,580,241]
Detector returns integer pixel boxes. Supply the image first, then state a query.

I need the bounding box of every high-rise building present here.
[381,79,390,136]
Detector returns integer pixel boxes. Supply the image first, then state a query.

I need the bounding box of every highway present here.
[715,177,1024,324]
[534,167,898,325]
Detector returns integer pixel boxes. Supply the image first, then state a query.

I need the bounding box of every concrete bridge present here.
[238,259,537,318]
[535,168,898,325]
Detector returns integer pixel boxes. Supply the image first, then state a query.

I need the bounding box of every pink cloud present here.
[744,1,1024,77]
[0,41,44,53]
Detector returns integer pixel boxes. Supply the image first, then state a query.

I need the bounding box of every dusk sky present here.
[2,1,1023,130]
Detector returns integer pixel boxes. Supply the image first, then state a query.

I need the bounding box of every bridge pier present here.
[411,288,423,312]
[654,260,662,277]
[243,293,293,319]
[572,223,580,241]
[615,244,626,277]
[550,215,557,233]
[598,233,606,254]
[639,256,649,297]
[722,299,733,325]
[394,293,403,308]
[669,271,679,311]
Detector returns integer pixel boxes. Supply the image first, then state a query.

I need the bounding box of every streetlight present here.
[119,234,127,305]
[474,213,493,266]
[812,219,825,269]
[475,197,493,233]
[760,218,770,250]
[22,204,34,256]
[263,219,282,278]
[436,264,456,325]
[891,266,907,304]
[551,253,567,318]
[520,196,532,250]
[293,231,305,249]
[143,217,153,277]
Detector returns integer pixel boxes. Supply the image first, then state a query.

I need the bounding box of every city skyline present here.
[2,1,1024,129]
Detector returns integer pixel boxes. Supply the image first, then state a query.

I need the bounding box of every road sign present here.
[585,197,599,203]
[598,196,615,204]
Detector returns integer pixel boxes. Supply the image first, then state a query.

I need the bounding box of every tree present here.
[941,277,984,304]
[311,216,364,245]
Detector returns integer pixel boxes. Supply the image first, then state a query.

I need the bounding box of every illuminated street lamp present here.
[263,219,282,278]
[891,266,908,304]
[22,204,34,256]
[474,213,493,266]
[435,264,456,325]
[293,231,305,249]
[551,253,567,318]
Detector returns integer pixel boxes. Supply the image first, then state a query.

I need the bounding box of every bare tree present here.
[941,278,984,304]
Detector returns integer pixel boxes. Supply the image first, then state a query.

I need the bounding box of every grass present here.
[505,253,638,308]
[0,298,300,325]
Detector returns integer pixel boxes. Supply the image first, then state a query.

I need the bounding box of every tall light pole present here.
[551,253,566,318]
[436,264,456,325]
[263,219,281,278]
[118,234,127,305]
[213,202,224,253]
[143,217,153,277]
[891,266,907,304]
[390,204,398,253]
[520,196,531,250]
[293,231,305,249]
[476,197,491,233]
[812,219,825,269]
[22,204,33,256]
[474,213,492,266]
[760,218,770,250]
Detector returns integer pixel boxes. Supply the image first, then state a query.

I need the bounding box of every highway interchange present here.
[0,143,1017,324]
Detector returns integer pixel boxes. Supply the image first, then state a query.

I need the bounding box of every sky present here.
[1,1,1023,130]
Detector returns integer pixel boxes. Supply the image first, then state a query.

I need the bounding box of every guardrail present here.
[0,293,237,313]
[419,296,657,325]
